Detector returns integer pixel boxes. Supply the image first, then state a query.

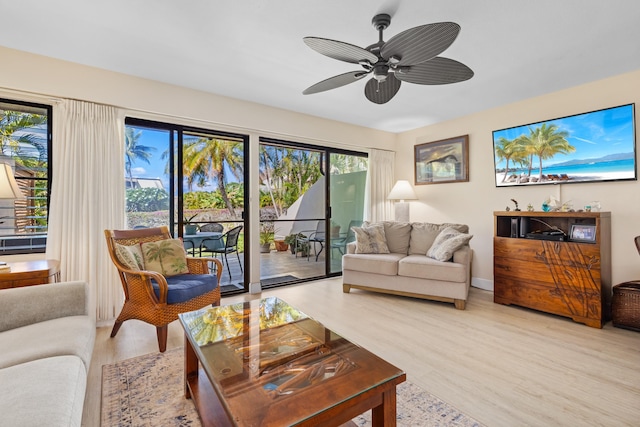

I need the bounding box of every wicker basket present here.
[612,282,640,332]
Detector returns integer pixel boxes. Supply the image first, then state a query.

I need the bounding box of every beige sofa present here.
[0,281,95,426]
[342,221,473,309]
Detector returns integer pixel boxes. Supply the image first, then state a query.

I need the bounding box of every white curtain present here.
[365,149,395,222]
[47,100,126,322]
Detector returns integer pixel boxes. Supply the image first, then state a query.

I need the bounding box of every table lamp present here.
[0,163,25,199]
[387,180,417,222]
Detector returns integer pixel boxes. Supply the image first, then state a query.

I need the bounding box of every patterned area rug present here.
[102,349,484,427]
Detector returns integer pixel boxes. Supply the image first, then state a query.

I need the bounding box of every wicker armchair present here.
[104,226,222,352]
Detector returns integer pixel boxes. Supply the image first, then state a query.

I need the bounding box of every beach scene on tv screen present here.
[493,104,636,186]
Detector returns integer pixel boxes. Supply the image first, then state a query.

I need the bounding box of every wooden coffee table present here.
[178,297,405,426]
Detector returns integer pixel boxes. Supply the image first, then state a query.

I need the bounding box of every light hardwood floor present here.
[84,279,640,426]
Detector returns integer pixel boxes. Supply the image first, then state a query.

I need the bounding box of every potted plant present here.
[184,214,199,235]
[260,222,274,253]
[274,240,288,252]
[284,233,310,256]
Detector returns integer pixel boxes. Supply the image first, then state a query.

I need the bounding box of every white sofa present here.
[0,281,95,427]
[342,221,473,309]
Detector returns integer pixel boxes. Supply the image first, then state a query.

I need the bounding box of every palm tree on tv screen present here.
[523,123,574,178]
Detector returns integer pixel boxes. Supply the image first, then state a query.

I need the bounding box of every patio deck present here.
[199,248,341,294]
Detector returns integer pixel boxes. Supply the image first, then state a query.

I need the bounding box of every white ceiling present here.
[2,1,640,133]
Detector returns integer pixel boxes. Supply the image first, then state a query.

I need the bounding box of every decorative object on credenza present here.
[569,224,597,243]
[527,203,534,212]
[493,103,636,187]
[415,135,469,185]
[510,199,521,211]
[388,180,417,222]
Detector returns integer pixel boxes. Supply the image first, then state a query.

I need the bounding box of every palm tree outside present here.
[125,127,155,185]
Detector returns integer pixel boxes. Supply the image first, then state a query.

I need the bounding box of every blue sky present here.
[493,104,635,167]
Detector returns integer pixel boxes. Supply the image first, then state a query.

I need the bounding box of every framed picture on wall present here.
[414,135,469,185]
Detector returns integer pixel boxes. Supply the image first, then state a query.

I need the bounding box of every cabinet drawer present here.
[494,238,601,267]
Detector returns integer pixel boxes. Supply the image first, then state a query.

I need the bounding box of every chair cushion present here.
[141,238,189,276]
[114,243,144,271]
[152,274,218,304]
[353,223,390,254]
[427,227,473,262]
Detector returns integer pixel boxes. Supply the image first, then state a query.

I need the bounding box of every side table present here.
[0,259,61,290]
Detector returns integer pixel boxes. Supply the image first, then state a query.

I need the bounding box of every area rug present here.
[102,349,483,427]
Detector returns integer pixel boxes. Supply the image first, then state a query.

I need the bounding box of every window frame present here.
[0,97,52,255]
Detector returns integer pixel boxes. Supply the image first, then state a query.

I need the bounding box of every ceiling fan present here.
[302,13,473,104]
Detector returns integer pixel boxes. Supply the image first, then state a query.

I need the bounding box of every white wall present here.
[2,45,639,289]
[396,69,640,289]
[0,46,394,151]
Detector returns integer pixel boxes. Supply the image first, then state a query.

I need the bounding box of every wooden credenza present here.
[0,259,61,290]
[493,211,611,328]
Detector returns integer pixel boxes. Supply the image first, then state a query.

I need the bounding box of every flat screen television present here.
[493,103,636,187]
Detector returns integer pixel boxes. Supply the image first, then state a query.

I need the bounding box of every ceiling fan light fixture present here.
[302,13,472,104]
[373,64,389,82]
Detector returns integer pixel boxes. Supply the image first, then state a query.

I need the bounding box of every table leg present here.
[184,335,198,399]
[371,387,397,427]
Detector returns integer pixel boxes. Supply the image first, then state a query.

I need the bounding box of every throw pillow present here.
[364,221,411,254]
[114,243,144,271]
[353,223,390,254]
[141,238,189,276]
[427,227,473,262]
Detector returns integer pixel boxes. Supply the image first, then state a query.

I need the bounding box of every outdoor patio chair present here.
[330,220,363,255]
[201,225,243,280]
[199,222,224,232]
[104,226,222,352]
[297,221,326,261]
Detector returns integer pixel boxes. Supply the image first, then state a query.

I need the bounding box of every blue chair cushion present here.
[151,274,218,304]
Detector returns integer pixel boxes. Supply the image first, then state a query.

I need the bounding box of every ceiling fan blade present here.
[364,75,401,104]
[395,57,474,85]
[303,70,370,95]
[380,22,460,66]
[304,37,378,64]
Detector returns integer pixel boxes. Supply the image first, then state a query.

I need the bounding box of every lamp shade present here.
[387,180,417,201]
[0,163,25,199]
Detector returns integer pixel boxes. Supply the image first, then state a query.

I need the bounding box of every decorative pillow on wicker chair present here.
[427,227,473,262]
[353,223,390,254]
[114,243,144,271]
[141,238,189,276]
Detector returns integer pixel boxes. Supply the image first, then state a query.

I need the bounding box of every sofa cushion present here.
[343,253,406,276]
[0,315,95,371]
[398,254,468,283]
[365,221,411,254]
[141,238,190,276]
[0,355,87,427]
[353,223,390,254]
[409,222,469,255]
[427,227,474,262]
[151,273,218,304]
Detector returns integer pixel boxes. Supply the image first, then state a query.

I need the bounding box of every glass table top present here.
[179,297,404,426]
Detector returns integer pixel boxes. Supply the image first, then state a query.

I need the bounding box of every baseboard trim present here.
[471,277,493,291]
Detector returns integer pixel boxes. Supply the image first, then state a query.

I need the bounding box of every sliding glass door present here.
[259,139,367,285]
[124,118,248,293]
[328,152,367,274]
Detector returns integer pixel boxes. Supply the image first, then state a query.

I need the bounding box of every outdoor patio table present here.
[183,232,223,255]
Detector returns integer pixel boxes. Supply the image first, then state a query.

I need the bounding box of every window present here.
[0,98,52,254]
